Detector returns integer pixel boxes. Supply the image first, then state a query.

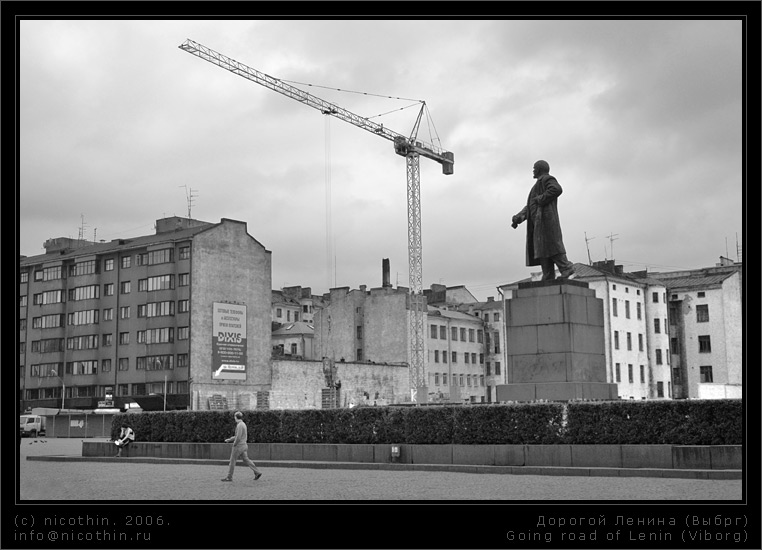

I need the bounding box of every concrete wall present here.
[81,441,742,470]
[269,358,410,409]
[190,220,273,409]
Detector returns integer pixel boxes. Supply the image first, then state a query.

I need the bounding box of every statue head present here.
[533,160,550,178]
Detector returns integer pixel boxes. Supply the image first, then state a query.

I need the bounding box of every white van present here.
[19,415,46,437]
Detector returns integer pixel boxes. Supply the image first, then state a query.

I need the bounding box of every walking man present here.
[512,160,576,281]
[221,411,263,482]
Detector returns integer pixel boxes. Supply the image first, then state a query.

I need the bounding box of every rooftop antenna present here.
[606,232,619,261]
[584,232,595,265]
[180,185,198,219]
[77,214,88,242]
[736,233,742,262]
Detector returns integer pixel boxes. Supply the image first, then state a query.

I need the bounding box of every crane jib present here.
[179,39,454,175]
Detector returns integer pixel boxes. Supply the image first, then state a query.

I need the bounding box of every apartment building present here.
[457,298,506,402]
[648,259,743,399]
[18,217,272,412]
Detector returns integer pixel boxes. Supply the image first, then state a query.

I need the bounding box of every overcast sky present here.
[18,19,744,301]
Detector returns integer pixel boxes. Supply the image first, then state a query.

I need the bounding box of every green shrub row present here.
[111,399,742,446]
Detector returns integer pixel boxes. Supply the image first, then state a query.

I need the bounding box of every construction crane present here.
[179,39,454,404]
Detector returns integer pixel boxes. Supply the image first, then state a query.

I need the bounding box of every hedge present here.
[110,399,743,446]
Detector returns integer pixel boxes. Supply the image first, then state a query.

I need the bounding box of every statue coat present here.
[514,173,567,266]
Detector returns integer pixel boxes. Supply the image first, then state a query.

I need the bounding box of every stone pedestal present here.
[496,280,618,402]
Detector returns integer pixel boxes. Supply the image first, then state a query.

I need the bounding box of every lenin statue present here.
[512,160,576,281]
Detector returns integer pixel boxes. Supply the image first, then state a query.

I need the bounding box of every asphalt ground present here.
[18,437,743,501]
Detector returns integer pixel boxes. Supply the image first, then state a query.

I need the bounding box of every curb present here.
[26,455,742,480]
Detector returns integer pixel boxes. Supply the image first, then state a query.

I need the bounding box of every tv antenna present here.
[180,185,198,219]
[606,232,619,260]
[584,232,595,265]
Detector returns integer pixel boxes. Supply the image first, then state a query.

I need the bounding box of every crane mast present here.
[179,39,454,404]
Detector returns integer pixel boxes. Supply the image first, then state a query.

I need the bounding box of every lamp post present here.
[50,369,65,411]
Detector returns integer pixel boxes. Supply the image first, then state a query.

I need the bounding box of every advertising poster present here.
[211,302,247,380]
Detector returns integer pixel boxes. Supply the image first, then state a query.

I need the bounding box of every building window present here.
[179,246,190,260]
[657,381,664,397]
[640,365,645,383]
[479,353,484,364]
[434,350,439,363]
[139,275,174,292]
[137,328,174,344]
[430,325,438,338]
[477,330,483,343]
[493,332,500,353]
[103,308,114,321]
[101,359,111,372]
[468,329,475,342]
[654,318,660,334]
[671,337,678,352]
[104,258,114,271]
[67,310,99,326]
[178,354,189,368]
[696,304,709,323]
[464,353,470,364]
[652,292,659,303]
[451,327,458,341]
[120,306,130,319]
[178,300,190,313]
[356,326,363,340]
[460,328,466,341]
[486,362,491,375]
[700,365,713,383]
[625,300,630,319]
[494,362,501,375]
[638,333,644,352]
[614,331,620,350]
[104,283,114,296]
[20,271,29,283]
[626,332,632,351]
[118,358,129,371]
[466,375,472,387]
[698,335,711,353]
[138,301,175,318]
[615,363,621,382]
[459,374,464,387]
[480,375,485,387]
[494,313,500,322]
[276,308,282,318]
[612,298,618,317]
[69,260,97,277]
[637,302,642,320]
[178,327,189,340]
[442,373,448,386]
[356,349,363,362]
[120,281,131,294]
[628,364,633,383]
[442,351,447,364]
[439,326,446,339]
[102,334,113,347]
[121,255,131,269]
[179,273,190,287]
[137,249,174,266]
[119,332,130,345]
[33,290,65,305]
[452,352,457,363]
[655,349,663,365]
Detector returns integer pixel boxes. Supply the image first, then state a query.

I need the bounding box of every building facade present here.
[19,217,273,413]
[648,260,743,399]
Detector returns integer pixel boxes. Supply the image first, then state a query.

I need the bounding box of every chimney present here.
[382,258,391,288]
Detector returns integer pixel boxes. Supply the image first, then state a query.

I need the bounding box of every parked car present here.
[19,415,46,437]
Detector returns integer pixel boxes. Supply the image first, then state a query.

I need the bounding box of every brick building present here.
[18,217,272,412]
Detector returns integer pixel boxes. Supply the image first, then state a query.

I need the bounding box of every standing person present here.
[221,411,263,482]
[512,160,576,281]
[115,422,135,457]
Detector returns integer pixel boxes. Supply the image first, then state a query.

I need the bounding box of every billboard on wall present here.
[212,302,247,380]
